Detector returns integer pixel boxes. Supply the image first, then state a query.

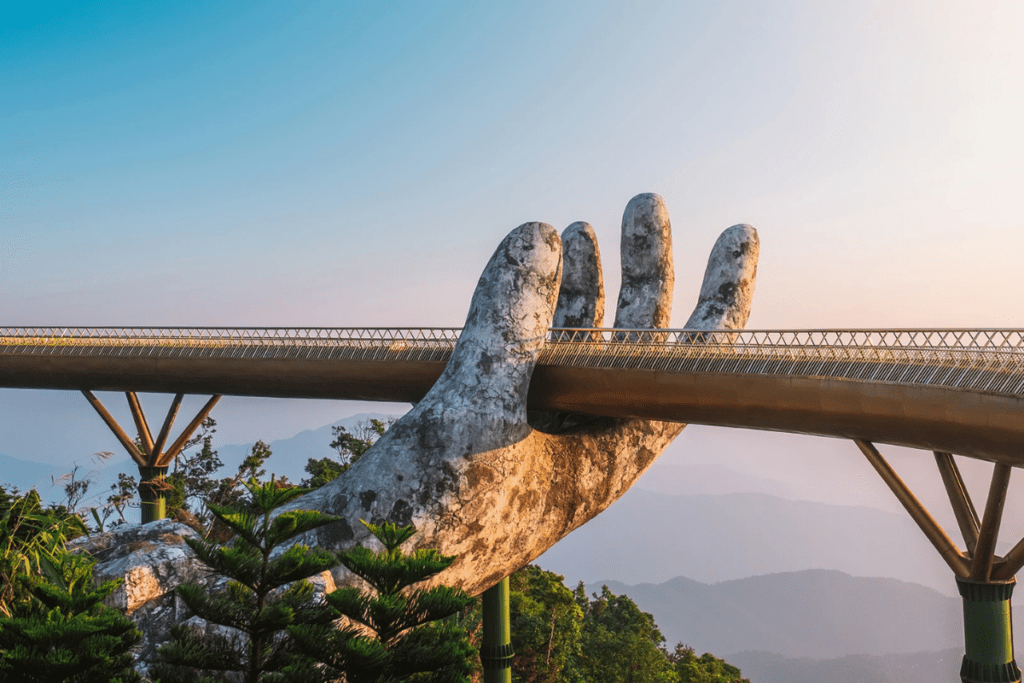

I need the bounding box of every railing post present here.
[482,577,513,682]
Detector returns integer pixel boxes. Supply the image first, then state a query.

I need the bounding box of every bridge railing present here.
[0,327,463,361]
[4,327,1024,396]
[5,326,1024,349]
[542,328,1024,396]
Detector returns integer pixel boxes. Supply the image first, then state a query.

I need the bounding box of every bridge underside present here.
[4,353,1024,466]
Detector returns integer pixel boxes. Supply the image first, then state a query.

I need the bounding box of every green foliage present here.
[91,472,138,532]
[501,565,582,683]
[163,417,225,525]
[0,552,142,683]
[668,644,749,683]
[146,418,291,540]
[478,567,750,683]
[300,419,391,489]
[573,584,678,683]
[0,488,87,619]
[151,476,344,683]
[0,487,140,682]
[288,520,477,683]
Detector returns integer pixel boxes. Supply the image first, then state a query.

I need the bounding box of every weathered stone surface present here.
[685,223,759,329]
[278,193,760,597]
[552,222,604,329]
[614,193,674,329]
[69,520,211,672]
[71,519,336,673]
[74,193,761,667]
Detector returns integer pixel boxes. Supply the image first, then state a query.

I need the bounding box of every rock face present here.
[69,520,210,673]
[70,519,336,673]
[277,192,760,596]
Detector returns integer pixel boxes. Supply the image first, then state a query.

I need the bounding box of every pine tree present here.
[150,476,346,683]
[288,520,477,683]
[0,551,143,683]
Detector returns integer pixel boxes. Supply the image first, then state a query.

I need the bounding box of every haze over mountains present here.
[537,486,954,596]
[587,570,962,659]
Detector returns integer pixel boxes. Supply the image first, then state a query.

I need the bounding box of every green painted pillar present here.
[958,577,1021,683]
[482,577,513,683]
[138,465,169,524]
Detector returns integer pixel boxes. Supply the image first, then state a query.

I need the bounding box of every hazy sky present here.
[3,2,1024,554]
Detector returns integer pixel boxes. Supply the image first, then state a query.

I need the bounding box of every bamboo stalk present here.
[970,462,1012,582]
[158,395,221,467]
[150,394,184,462]
[125,392,154,456]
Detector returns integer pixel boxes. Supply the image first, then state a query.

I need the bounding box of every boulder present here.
[70,520,336,674]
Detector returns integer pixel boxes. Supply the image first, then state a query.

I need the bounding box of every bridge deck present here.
[3,327,1024,465]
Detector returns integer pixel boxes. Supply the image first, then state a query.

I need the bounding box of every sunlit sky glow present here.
[3,2,1024,557]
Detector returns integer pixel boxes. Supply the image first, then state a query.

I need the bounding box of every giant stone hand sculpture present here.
[284,193,759,595]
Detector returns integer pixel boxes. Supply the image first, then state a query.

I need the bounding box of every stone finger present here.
[613,193,674,329]
[434,221,562,427]
[552,221,605,330]
[684,223,759,330]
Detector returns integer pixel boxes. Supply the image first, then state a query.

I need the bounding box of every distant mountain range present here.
[538,487,956,598]
[0,452,65,495]
[586,570,962,659]
[213,412,394,484]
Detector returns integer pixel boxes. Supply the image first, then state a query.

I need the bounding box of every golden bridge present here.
[3,326,1024,460]
[3,326,1024,682]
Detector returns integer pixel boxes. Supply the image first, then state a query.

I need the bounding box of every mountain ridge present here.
[585,569,963,659]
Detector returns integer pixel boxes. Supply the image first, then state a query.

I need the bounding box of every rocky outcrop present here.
[69,520,209,673]
[70,520,336,673]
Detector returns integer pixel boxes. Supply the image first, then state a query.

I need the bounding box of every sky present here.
[3,1,1024,577]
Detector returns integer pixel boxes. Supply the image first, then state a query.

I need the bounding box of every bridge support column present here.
[855,441,1024,683]
[83,390,220,523]
[958,578,1020,683]
[481,577,513,682]
[138,466,169,524]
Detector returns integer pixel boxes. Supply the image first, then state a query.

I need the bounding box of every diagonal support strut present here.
[934,451,980,556]
[81,390,221,522]
[855,439,970,577]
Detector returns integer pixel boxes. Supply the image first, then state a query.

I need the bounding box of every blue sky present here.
[6,1,1023,331]
[3,2,1024,537]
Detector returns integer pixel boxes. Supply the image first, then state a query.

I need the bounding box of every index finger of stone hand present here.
[552,222,605,332]
[613,193,674,330]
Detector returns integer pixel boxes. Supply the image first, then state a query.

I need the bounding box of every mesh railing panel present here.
[0,328,461,362]
[3,327,1024,396]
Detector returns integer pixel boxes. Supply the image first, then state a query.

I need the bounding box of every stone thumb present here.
[423,222,562,431]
